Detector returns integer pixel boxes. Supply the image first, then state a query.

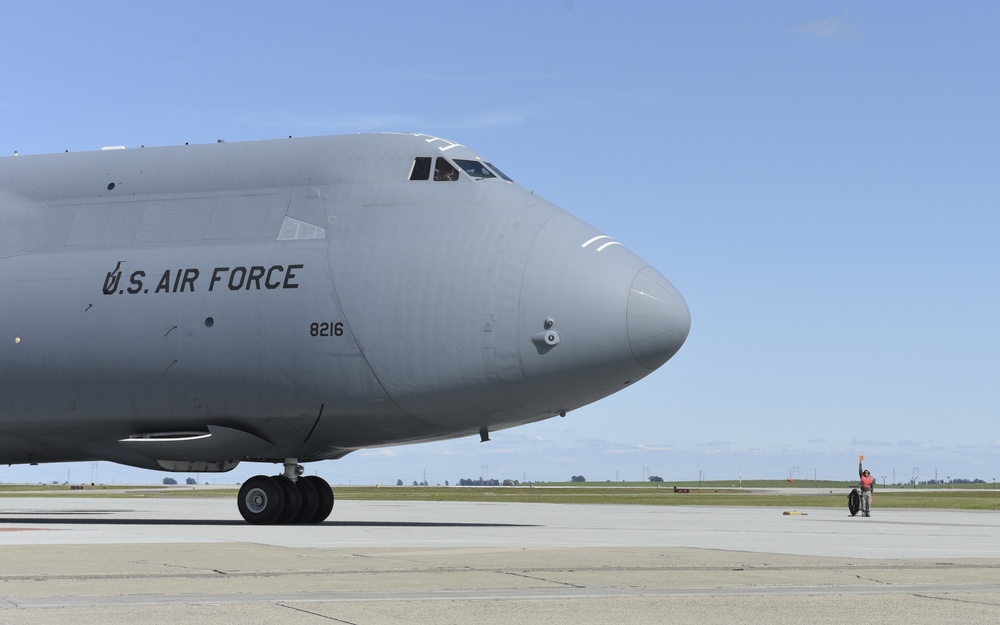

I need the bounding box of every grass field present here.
[2,481,999,510]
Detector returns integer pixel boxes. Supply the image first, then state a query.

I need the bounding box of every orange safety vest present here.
[860,475,874,491]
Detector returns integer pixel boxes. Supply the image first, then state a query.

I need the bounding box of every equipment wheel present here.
[274,475,303,524]
[293,475,320,524]
[238,475,285,525]
[848,488,860,516]
[304,475,334,523]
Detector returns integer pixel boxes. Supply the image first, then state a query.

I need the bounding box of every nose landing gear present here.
[237,461,334,524]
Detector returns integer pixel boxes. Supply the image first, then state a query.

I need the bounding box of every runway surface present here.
[2,497,999,624]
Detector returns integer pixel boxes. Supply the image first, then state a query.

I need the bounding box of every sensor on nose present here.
[531,330,561,347]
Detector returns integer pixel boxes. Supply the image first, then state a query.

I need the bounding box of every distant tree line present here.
[162,477,199,485]
[458,478,502,486]
[381,474,1000,489]
[919,478,987,485]
[395,479,450,486]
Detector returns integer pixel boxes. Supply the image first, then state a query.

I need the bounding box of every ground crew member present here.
[858,455,875,517]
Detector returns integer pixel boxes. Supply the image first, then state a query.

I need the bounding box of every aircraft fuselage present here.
[0,134,689,522]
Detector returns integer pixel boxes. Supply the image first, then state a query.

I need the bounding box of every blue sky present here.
[2,2,997,486]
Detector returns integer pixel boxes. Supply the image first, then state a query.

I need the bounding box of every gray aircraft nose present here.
[627,267,691,370]
[509,209,690,419]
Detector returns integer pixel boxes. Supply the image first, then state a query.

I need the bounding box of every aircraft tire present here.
[274,475,303,524]
[238,475,286,525]
[848,488,860,517]
[304,475,334,523]
[293,475,320,524]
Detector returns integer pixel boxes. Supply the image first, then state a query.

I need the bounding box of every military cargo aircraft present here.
[0,133,690,523]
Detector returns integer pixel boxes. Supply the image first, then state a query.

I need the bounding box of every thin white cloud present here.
[602,448,635,455]
[483,448,517,455]
[636,444,673,452]
[794,17,854,40]
[357,448,402,458]
[851,437,893,447]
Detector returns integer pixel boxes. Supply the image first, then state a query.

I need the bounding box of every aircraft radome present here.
[0,133,690,524]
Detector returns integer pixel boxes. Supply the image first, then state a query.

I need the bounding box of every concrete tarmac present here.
[2,497,999,624]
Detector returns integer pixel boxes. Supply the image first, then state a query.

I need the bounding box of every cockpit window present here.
[409,157,431,180]
[484,162,513,182]
[454,159,496,180]
[410,156,511,182]
[434,157,459,181]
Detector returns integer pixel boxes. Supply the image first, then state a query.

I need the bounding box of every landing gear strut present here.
[237,460,334,525]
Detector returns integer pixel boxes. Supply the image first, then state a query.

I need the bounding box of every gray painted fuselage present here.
[0,133,689,473]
